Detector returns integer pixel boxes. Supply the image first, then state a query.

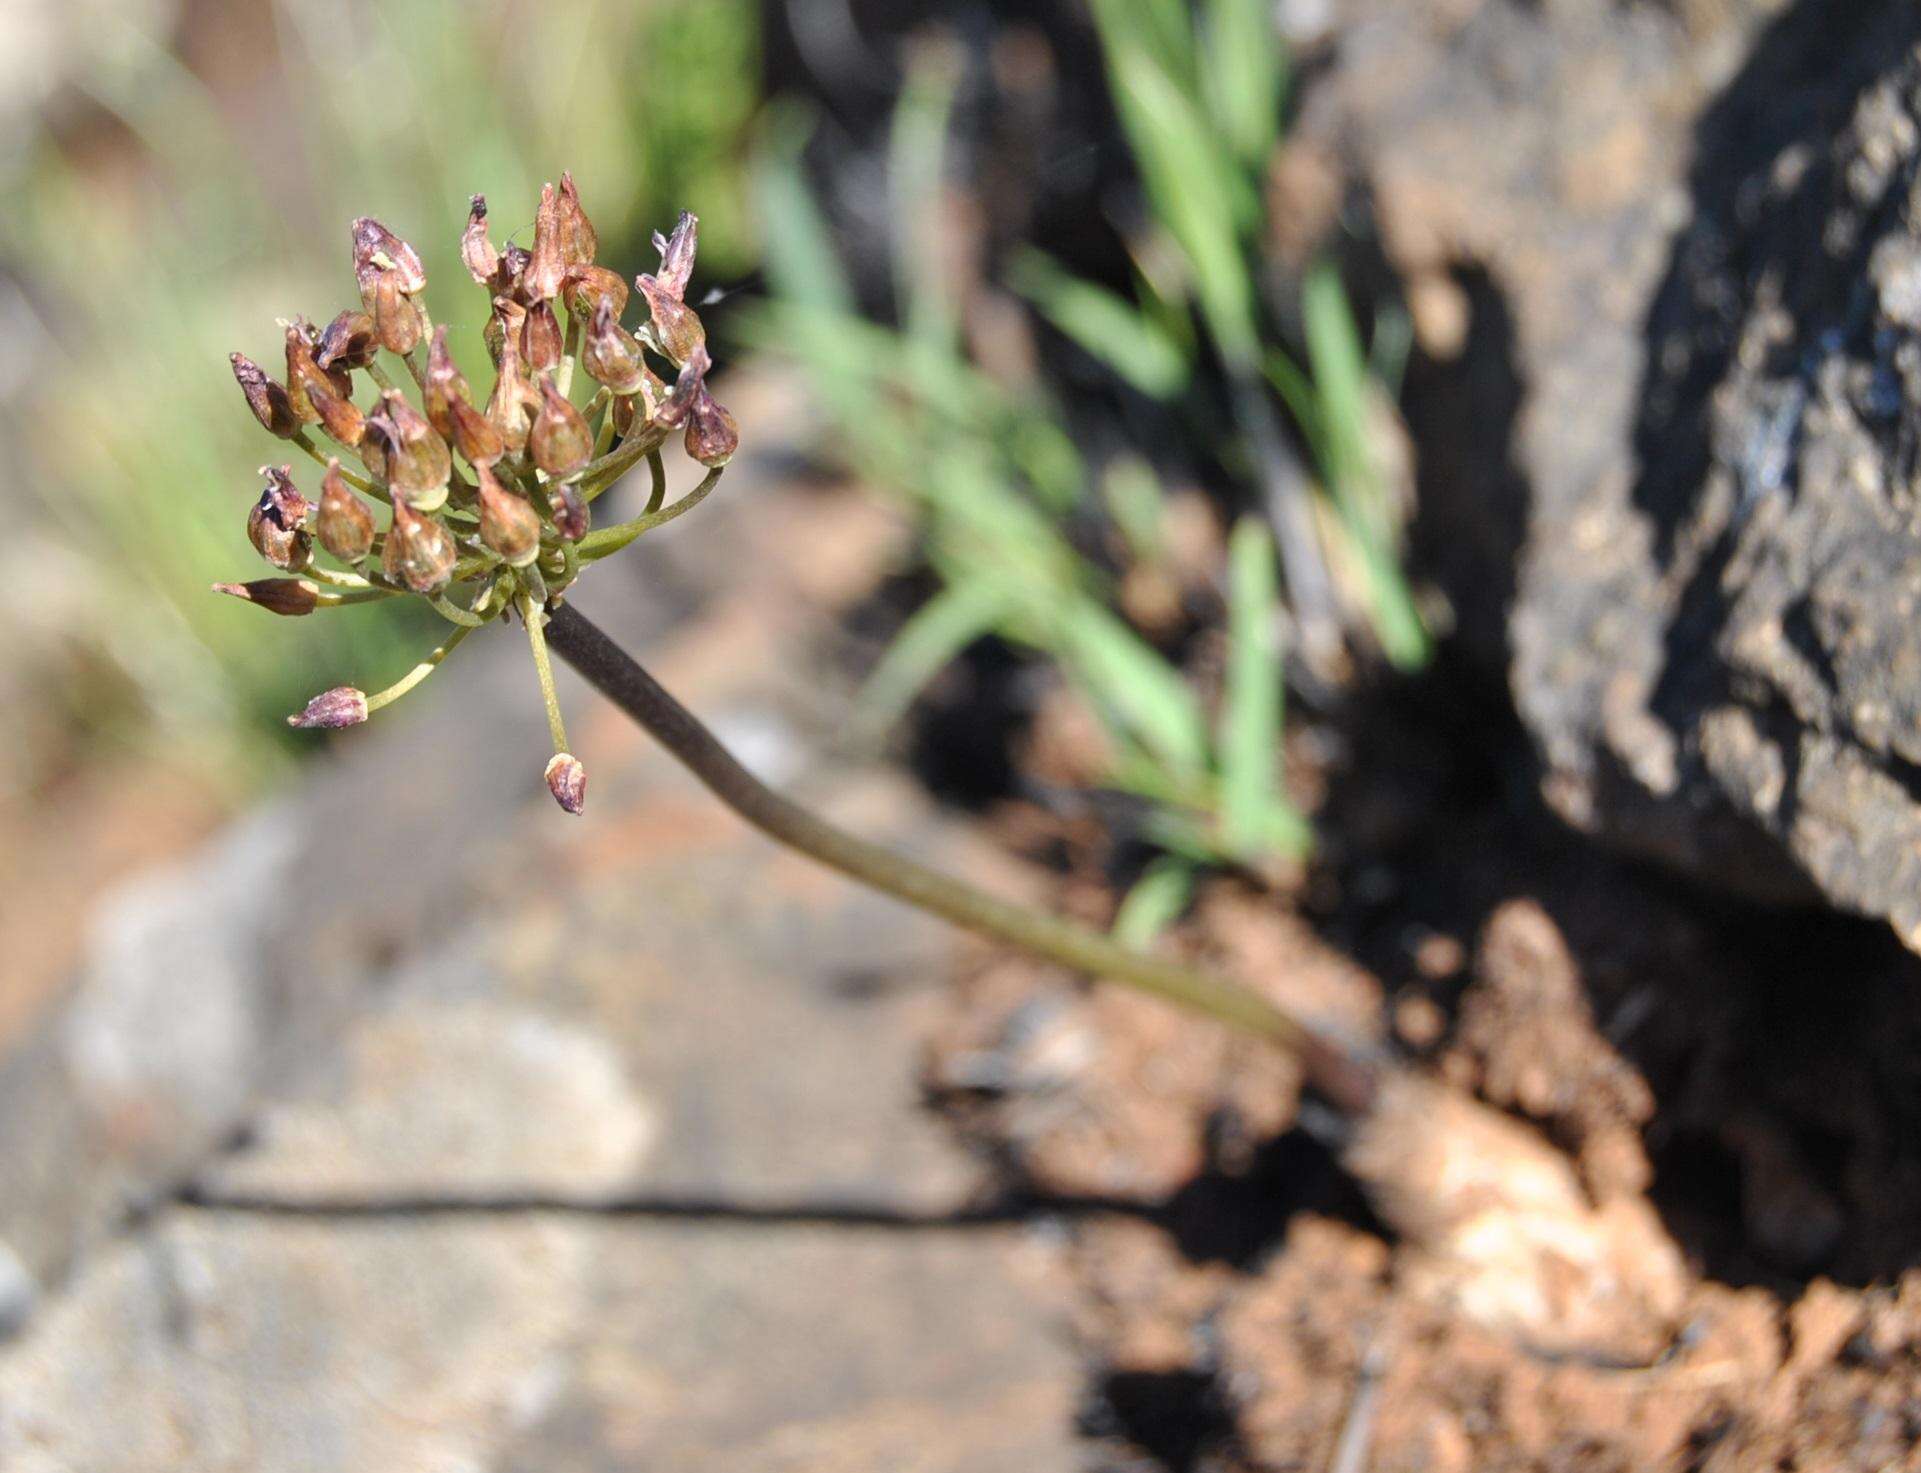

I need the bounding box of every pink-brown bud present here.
[555,172,598,268]
[521,299,563,373]
[231,352,299,438]
[448,394,505,466]
[368,391,451,510]
[304,369,366,447]
[373,269,422,355]
[526,182,567,302]
[289,686,370,729]
[314,309,379,371]
[485,296,525,369]
[653,211,698,301]
[686,387,739,468]
[460,194,500,287]
[284,321,351,425]
[381,498,456,593]
[351,217,426,307]
[530,377,592,478]
[581,295,647,395]
[561,264,629,320]
[655,345,708,429]
[247,465,312,571]
[317,458,375,562]
[485,322,539,454]
[423,325,467,440]
[544,752,587,815]
[636,273,705,366]
[212,578,320,617]
[549,481,590,542]
[475,461,542,567]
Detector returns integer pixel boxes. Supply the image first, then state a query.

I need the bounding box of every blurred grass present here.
[0,0,757,797]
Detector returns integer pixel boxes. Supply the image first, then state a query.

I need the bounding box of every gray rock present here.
[1306,0,1921,943]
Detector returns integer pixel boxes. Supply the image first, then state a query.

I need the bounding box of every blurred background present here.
[7,0,1921,1467]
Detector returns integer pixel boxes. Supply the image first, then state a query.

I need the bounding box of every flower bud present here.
[351,216,426,308]
[556,172,598,268]
[423,325,467,440]
[653,211,698,301]
[247,465,312,571]
[485,326,539,454]
[304,369,366,447]
[448,394,505,466]
[521,299,563,373]
[581,295,646,395]
[369,391,451,510]
[461,194,500,287]
[526,181,566,302]
[315,309,378,371]
[544,752,587,815]
[529,377,591,478]
[561,264,628,320]
[284,320,351,424]
[373,269,423,354]
[485,296,525,369]
[381,498,456,592]
[213,578,320,616]
[655,344,709,429]
[230,352,299,438]
[636,273,705,366]
[317,458,376,562]
[475,461,542,567]
[289,686,370,729]
[549,481,590,542]
[686,387,739,468]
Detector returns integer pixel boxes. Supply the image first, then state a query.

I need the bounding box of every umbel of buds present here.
[216,175,737,814]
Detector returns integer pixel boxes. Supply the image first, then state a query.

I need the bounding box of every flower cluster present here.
[219,176,736,814]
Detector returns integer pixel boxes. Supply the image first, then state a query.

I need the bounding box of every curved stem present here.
[544,600,1379,1116]
[575,467,721,563]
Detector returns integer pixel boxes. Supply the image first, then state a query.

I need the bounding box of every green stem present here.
[365,623,474,713]
[519,593,570,754]
[575,467,722,563]
[644,450,667,515]
[292,432,386,500]
[543,601,1380,1116]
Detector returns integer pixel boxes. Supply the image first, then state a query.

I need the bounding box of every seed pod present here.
[581,295,646,395]
[423,325,468,440]
[485,296,526,369]
[555,172,597,268]
[686,388,739,468]
[315,309,378,371]
[317,458,376,562]
[544,752,587,815]
[526,181,566,302]
[653,211,698,302]
[529,377,591,478]
[475,461,541,567]
[636,273,705,366]
[498,244,532,302]
[561,263,628,320]
[373,269,422,354]
[655,344,709,429]
[213,578,320,616]
[289,686,369,729]
[351,216,426,308]
[371,391,451,510]
[460,194,500,287]
[447,394,505,466]
[521,299,563,373]
[230,352,299,438]
[381,497,456,592]
[247,465,312,571]
[548,481,589,542]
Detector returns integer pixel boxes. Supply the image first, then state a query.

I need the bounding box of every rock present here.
[1305,0,1921,944]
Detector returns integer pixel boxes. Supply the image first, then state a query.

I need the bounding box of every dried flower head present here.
[217,179,736,814]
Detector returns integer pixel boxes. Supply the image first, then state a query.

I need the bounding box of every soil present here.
[918,663,1921,1471]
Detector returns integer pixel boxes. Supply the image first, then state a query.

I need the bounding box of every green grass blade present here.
[855,581,1013,739]
[1060,604,1210,779]
[1009,249,1191,400]
[1113,856,1197,948]
[752,103,854,314]
[1201,0,1284,168]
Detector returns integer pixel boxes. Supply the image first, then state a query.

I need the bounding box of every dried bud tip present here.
[289,687,370,730]
[653,211,698,301]
[230,352,300,438]
[545,753,587,815]
[351,216,426,297]
[212,578,319,617]
[461,194,500,286]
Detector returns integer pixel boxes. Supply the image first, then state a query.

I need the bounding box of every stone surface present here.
[1303,0,1921,946]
